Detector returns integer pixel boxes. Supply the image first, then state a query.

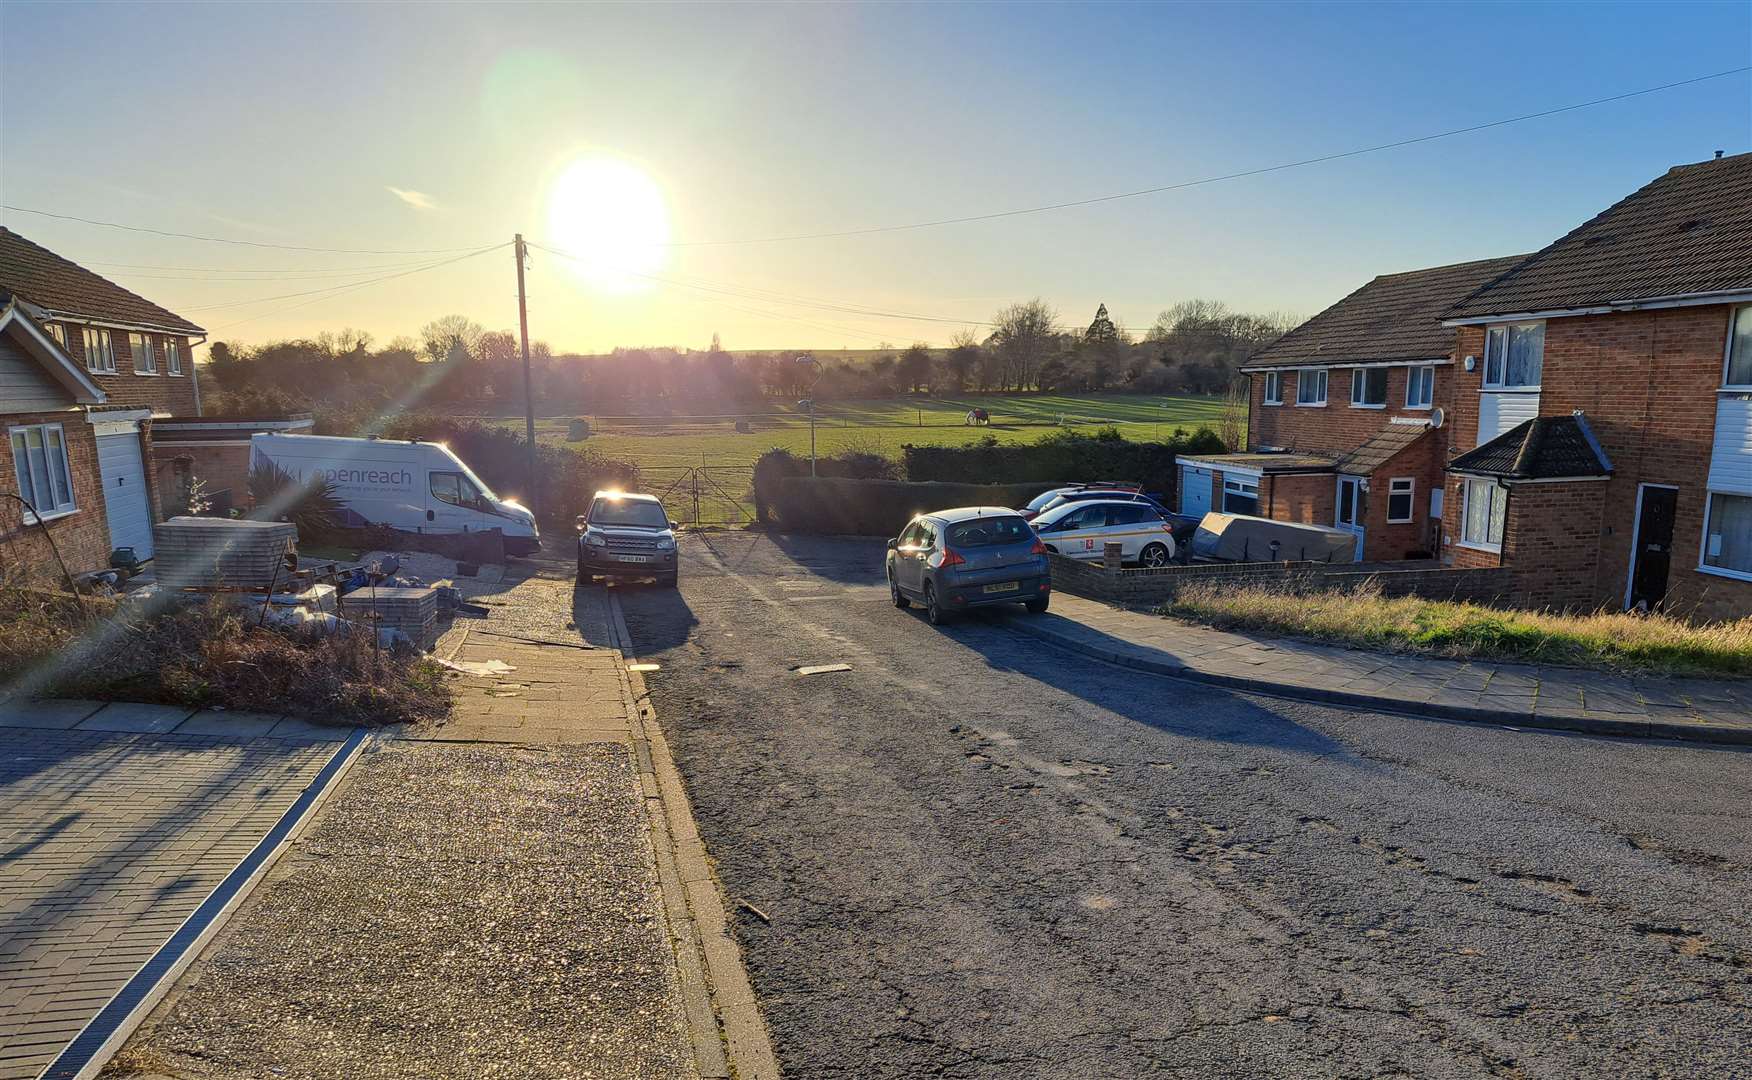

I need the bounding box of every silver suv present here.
[577,491,679,587]
[887,507,1051,625]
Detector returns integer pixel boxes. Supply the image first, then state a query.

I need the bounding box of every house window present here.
[129,332,157,374]
[9,423,77,521]
[1701,492,1752,579]
[1222,475,1260,516]
[1387,478,1415,523]
[1295,368,1327,406]
[166,338,184,375]
[44,322,66,348]
[1725,305,1752,388]
[1460,477,1508,550]
[1350,368,1387,408]
[1262,371,1282,405]
[1484,322,1544,389]
[1405,365,1434,409]
[82,327,116,373]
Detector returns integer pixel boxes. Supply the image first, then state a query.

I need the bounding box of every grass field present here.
[486,393,1227,468]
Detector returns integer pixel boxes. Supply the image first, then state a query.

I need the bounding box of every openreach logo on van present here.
[318,465,413,489]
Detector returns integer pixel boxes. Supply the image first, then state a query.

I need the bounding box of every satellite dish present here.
[1429,407,1446,429]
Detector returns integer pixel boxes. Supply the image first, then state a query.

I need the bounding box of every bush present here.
[771,476,1059,536]
[247,460,344,538]
[752,447,902,524]
[902,426,1227,490]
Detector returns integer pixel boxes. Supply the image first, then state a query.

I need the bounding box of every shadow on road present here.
[597,578,699,654]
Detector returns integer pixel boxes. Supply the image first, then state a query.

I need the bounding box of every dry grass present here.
[0,588,451,726]
[1162,579,1752,677]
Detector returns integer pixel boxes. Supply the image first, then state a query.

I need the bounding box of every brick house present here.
[1180,255,1525,562]
[1437,151,1752,620]
[1,227,206,571]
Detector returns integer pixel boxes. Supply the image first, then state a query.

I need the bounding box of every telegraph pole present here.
[514,234,537,515]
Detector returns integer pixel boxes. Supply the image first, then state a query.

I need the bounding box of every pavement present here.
[104,549,775,1080]
[0,705,349,1080]
[616,531,1752,1079]
[1016,593,1752,743]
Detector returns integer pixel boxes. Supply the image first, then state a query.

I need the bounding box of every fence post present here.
[692,468,701,526]
[1103,542,1123,575]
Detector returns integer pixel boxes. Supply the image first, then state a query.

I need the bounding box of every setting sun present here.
[545,156,670,293]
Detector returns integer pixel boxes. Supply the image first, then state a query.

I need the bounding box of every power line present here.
[176,243,507,312]
[0,205,493,255]
[203,243,509,332]
[659,66,1752,246]
[83,256,460,275]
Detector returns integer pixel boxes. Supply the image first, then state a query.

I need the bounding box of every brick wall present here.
[1250,364,1449,455]
[0,411,111,583]
[152,442,252,516]
[1261,472,1333,525]
[59,322,199,416]
[1048,551,1513,608]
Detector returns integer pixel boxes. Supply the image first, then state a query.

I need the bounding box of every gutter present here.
[1444,288,1752,327]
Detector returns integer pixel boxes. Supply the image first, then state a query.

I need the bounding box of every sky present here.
[2,1,1749,356]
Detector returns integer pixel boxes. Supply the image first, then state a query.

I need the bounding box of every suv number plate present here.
[617,555,649,564]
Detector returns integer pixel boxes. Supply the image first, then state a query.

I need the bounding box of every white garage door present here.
[1180,465,1213,517]
[97,431,154,560]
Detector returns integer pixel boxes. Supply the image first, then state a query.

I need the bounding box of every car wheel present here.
[889,574,910,609]
[1025,596,1050,615]
[1140,542,1171,568]
[925,583,948,626]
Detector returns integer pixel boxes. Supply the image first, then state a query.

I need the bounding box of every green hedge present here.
[772,477,1059,536]
[752,448,900,524]
[902,427,1227,489]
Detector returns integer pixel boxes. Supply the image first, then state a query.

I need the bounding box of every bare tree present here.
[1218,378,1249,451]
[990,298,1058,390]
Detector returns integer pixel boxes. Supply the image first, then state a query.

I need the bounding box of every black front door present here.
[1629,487,1678,611]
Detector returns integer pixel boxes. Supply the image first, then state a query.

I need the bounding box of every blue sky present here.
[2,1,1748,352]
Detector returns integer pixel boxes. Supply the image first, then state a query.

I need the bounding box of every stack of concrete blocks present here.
[338,585,438,650]
[154,517,298,590]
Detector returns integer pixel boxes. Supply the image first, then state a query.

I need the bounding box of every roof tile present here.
[0,227,204,334]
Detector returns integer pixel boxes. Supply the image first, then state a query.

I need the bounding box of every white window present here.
[129,332,157,374]
[1725,305,1752,389]
[1460,477,1508,550]
[1262,371,1282,405]
[1483,322,1544,389]
[1387,477,1415,523]
[9,423,77,521]
[1405,365,1434,409]
[1222,475,1260,516]
[44,322,66,348]
[1701,492,1752,579]
[1295,367,1327,406]
[82,327,116,373]
[166,338,184,375]
[1350,367,1387,408]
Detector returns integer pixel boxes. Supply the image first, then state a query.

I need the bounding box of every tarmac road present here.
[616,532,1752,1080]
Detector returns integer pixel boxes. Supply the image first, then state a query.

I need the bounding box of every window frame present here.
[1261,371,1283,406]
[1458,477,1508,552]
[1386,477,1415,524]
[8,422,78,522]
[1222,475,1260,516]
[1349,367,1388,409]
[165,337,185,376]
[44,322,66,348]
[1698,490,1752,583]
[1294,367,1328,407]
[1483,321,1545,391]
[129,331,158,375]
[1405,365,1434,410]
[1723,304,1752,391]
[81,327,116,374]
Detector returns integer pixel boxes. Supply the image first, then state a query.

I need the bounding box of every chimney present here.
[1716,150,1725,159]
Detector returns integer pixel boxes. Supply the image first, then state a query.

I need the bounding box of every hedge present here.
[752,447,900,524]
[772,477,1060,536]
[902,427,1228,491]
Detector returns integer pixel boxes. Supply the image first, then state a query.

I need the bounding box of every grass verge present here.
[0,588,452,726]
[1161,580,1752,677]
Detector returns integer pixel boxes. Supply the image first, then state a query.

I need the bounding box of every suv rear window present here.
[947,516,1032,548]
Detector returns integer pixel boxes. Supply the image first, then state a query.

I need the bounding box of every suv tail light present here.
[938,547,967,568]
[1030,538,1049,556]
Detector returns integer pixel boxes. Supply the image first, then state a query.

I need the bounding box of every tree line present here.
[200,298,1297,418]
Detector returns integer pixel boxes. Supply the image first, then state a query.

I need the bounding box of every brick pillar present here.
[1103,542,1122,573]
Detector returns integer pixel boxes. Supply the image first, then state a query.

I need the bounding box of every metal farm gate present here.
[639,466,756,527]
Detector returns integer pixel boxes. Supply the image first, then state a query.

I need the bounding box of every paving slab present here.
[0,700,103,730]
[173,711,282,738]
[74,703,195,734]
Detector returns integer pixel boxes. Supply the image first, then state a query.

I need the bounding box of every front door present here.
[1335,476,1365,562]
[1627,486,1678,611]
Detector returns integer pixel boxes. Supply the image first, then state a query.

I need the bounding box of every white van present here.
[249,433,540,555]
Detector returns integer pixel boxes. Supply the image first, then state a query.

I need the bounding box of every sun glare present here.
[546,157,670,293]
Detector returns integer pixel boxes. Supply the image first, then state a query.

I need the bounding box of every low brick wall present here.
[1049,552,1514,607]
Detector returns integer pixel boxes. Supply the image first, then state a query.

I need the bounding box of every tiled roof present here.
[1448,152,1752,318]
[1183,452,1336,473]
[1334,424,1430,476]
[1448,415,1612,480]
[0,227,204,334]
[1244,255,1527,369]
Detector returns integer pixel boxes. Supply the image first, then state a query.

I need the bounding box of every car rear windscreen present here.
[947,516,1032,548]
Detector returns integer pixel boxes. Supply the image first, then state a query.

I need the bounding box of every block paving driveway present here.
[0,707,341,1079]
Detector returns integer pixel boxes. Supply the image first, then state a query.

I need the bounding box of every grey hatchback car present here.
[886,507,1051,625]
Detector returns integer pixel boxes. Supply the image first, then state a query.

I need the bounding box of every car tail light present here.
[938,547,966,568]
[1030,539,1049,556]
[1162,522,1175,533]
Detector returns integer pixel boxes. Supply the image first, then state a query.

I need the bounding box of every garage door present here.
[97,431,154,560]
[1180,465,1213,517]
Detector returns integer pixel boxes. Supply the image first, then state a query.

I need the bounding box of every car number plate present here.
[982,581,1021,594]
[617,555,649,564]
